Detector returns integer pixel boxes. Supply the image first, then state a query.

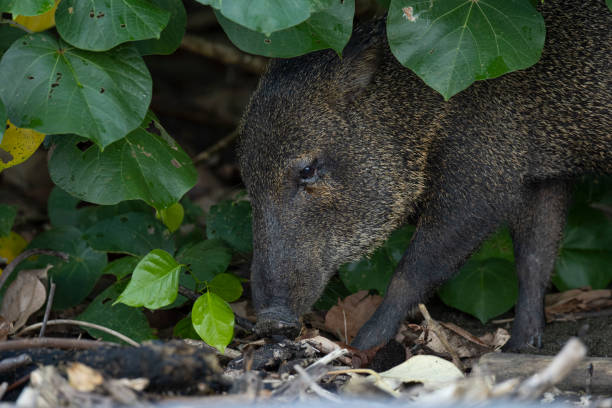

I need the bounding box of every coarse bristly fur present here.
[237,0,611,350]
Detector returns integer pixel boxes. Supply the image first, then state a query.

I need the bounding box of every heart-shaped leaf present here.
[48,113,196,210]
[134,0,186,55]
[0,0,54,16]
[0,33,151,148]
[115,249,181,309]
[387,0,545,99]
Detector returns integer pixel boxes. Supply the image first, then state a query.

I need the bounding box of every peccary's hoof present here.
[502,333,543,352]
[255,306,301,338]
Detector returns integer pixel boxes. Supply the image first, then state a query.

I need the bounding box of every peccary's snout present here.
[255,306,301,338]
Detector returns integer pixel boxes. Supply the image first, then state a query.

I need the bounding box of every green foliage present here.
[21,226,108,310]
[438,258,518,324]
[115,249,182,309]
[206,199,253,253]
[0,26,24,59]
[0,97,5,141]
[208,273,243,302]
[191,291,235,352]
[0,204,16,237]
[0,34,151,148]
[553,177,612,291]
[176,239,232,282]
[48,114,197,210]
[387,0,545,99]
[79,281,157,343]
[134,0,186,55]
[339,225,415,295]
[55,0,170,51]
[0,0,54,16]
[158,202,185,233]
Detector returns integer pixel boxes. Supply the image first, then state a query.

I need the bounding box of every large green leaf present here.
[78,281,156,344]
[191,291,234,352]
[0,204,16,237]
[0,98,5,142]
[115,249,181,309]
[176,239,232,283]
[387,0,545,99]
[84,212,175,256]
[438,258,518,324]
[48,114,196,210]
[0,25,24,61]
[0,33,151,148]
[55,0,170,51]
[201,0,336,35]
[208,273,243,302]
[206,200,253,253]
[553,201,612,291]
[102,256,140,280]
[0,0,54,16]
[23,226,108,310]
[134,0,186,55]
[215,0,354,58]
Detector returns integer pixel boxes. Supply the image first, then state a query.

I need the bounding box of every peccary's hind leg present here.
[505,180,571,351]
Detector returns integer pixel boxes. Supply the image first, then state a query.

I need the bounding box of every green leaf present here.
[191,291,234,352]
[607,0,612,13]
[0,0,54,16]
[47,187,81,227]
[102,256,140,280]
[55,0,170,51]
[206,200,253,253]
[0,98,5,142]
[339,224,414,295]
[207,0,336,35]
[215,0,354,58]
[48,114,197,210]
[134,0,186,55]
[553,198,612,291]
[23,226,108,309]
[0,26,25,61]
[314,276,351,310]
[0,204,17,237]
[84,212,175,256]
[176,239,232,282]
[78,281,156,343]
[438,258,518,324]
[75,201,151,230]
[158,202,184,233]
[208,273,243,302]
[387,0,545,99]
[0,33,151,148]
[173,314,200,340]
[115,249,181,309]
[471,227,514,262]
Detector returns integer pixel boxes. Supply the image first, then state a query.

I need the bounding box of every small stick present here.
[6,374,30,392]
[293,364,342,402]
[0,354,32,373]
[193,129,239,164]
[0,18,34,33]
[516,337,587,400]
[0,249,69,292]
[419,303,464,371]
[0,338,118,352]
[39,280,56,337]
[18,319,140,347]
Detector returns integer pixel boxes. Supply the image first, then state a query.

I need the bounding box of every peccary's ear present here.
[335,45,381,105]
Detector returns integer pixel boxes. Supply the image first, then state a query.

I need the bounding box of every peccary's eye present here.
[300,166,315,180]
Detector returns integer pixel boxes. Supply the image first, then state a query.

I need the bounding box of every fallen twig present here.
[193,129,240,165]
[39,280,56,337]
[0,337,118,352]
[17,319,140,347]
[418,303,464,371]
[0,354,32,373]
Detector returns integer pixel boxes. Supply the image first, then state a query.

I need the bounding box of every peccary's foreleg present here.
[351,197,507,350]
[504,180,571,351]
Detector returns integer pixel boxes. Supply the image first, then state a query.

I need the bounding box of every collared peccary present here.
[238,0,611,351]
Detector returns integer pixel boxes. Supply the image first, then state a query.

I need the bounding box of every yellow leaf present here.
[14,0,60,32]
[0,121,45,173]
[0,231,28,273]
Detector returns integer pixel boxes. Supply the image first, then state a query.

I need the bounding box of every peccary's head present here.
[238,21,434,337]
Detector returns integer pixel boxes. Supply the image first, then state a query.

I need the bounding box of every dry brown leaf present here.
[478,328,510,350]
[0,265,51,333]
[324,290,382,344]
[67,362,104,392]
[545,288,612,321]
[0,315,10,340]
